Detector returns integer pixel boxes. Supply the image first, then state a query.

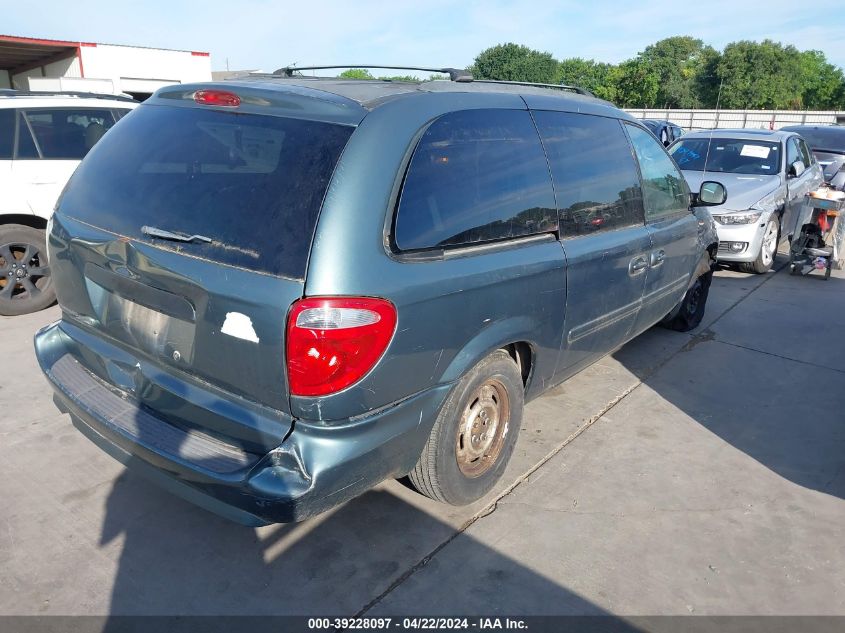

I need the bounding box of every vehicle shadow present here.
[612,265,845,501]
[98,455,636,622]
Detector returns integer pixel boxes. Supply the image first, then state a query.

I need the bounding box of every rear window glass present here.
[782,127,845,152]
[394,109,557,251]
[58,105,353,279]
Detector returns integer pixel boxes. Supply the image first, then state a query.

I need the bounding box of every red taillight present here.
[193,89,241,107]
[286,297,397,397]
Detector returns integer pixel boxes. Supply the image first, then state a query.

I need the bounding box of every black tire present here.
[663,270,713,332]
[0,224,55,316]
[409,350,523,505]
[741,217,779,274]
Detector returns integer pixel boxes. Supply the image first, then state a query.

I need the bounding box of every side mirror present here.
[695,181,727,206]
[788,160,806,178]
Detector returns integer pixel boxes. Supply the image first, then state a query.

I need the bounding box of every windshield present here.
[58,105,353,279]
[670,138,781,176]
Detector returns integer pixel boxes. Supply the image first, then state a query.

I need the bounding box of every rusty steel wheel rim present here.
[455,379,510,478]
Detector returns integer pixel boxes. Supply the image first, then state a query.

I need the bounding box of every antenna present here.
[702,78,724,182]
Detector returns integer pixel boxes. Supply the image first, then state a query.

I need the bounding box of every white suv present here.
[0,91,137,315]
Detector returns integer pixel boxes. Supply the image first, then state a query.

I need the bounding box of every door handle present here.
[650,250,666,267]
[629,255,648,276]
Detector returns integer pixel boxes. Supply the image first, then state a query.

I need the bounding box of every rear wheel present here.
[409,350,523,505]
[0,225,55,316]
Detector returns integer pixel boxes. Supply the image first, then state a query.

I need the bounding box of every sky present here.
[3,0,845,74]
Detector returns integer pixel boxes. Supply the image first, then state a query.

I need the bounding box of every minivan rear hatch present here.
[48,89,359,450]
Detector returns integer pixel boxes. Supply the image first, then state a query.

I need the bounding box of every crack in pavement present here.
[497,499,775,517]
[353,259,794,619]
[709,339,845,375]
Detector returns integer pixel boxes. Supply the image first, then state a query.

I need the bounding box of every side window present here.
[394,109,557,251]
[0,109,13,159]
[534,111,644,237]
[797,138,813,166]
[16,111,39,159]
[22,108,117,159]
[786,138,801,167]
[626,124,689,221]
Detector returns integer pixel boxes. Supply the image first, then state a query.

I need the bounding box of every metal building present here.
[0,34,211,100]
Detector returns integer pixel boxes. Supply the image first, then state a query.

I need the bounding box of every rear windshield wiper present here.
[141,226,212,244]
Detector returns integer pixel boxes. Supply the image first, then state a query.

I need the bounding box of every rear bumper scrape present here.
[35,321,451,524]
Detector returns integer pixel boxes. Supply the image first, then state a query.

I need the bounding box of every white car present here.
[0,91,137,315]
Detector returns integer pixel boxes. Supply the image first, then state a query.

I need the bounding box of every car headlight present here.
[712,211,762,225]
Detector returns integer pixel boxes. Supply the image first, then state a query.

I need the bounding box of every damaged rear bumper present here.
[34,321,451,525]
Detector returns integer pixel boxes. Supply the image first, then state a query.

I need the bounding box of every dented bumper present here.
[35,320,452,525]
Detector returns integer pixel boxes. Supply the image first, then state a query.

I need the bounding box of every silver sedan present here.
[670,129,823,273]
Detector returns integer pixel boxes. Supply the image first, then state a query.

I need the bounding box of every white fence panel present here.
[627,109,845,130]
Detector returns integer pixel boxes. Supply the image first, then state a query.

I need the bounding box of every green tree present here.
[716,40,803,109]
[377,75,419,81]
[799,50,845,109]
[339,68,374,79]
[613,59,659,108]
[471,43,559,83]
[692,46,722,108]
[556,57,618,100]
[638,36,717,108]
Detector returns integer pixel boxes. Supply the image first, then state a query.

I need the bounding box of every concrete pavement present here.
[1,257,843,617]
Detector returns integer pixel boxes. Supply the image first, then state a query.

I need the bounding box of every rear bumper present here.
[35,321,451,525]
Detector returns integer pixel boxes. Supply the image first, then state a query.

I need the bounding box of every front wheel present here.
[409,350,523,505]
[0,224,55,316]
[663,270,713,332]
[742,217,779,274]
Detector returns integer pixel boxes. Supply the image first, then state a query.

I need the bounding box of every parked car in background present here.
[669,129,823,273]
[35,71,724,525]
[781,125,845,190]
[0,91,136,315]
[641,119,684,147]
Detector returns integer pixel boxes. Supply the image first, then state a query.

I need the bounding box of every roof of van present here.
[210,76,614,110]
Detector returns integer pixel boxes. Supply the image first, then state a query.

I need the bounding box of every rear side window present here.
[533,111,645,236]
[394,109,557,251]
[59,105,353,279]
[0,109,13,158]
[23,108,118,159]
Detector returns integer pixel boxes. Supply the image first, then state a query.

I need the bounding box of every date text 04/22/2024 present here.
[306,617,528,630]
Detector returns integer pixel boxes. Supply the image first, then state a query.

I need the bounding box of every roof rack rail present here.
[471,80,594,97]
[0,89,137,102]
[273,65,474,83]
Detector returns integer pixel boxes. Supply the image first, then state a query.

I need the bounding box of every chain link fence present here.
[626,109,845,131]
